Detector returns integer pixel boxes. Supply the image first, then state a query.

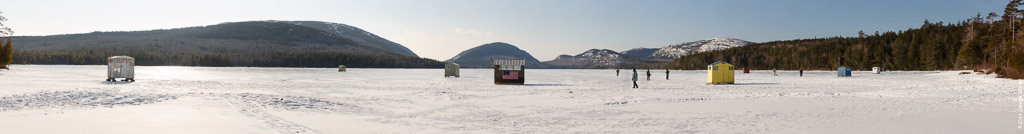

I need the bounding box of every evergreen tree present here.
[0,11,11,69]
[0,38,9,68]
[0,39,5,66]
[0,11,11,37]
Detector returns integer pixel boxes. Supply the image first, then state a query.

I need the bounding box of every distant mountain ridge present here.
[650,38,753,58]
[541,38,753,68]
[11,21,442,68]
[544,49,626,68]
[620,48,659,58]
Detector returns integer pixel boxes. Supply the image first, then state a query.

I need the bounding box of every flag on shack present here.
[492,58,525,85]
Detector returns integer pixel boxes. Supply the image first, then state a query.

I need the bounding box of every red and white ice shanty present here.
[492,58,525,85]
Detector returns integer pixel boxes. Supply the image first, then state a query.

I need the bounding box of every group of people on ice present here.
[616,68,669,89]
[617,67,807,88]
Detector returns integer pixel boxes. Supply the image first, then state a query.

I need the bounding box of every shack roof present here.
[108,56,134,59]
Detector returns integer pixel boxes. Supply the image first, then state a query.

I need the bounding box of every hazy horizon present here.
[0,0,1009,61]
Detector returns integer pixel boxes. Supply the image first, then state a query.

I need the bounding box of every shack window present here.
[713,66,718,70]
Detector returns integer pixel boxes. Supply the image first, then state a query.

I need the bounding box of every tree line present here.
[671,0,1024,79]
[0,11,12,69]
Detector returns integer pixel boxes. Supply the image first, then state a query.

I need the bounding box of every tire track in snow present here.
[222,94,321,134]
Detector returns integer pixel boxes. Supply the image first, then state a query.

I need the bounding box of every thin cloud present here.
[454,28,492,37]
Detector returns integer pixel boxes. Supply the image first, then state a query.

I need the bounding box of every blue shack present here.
[837,66,852,77]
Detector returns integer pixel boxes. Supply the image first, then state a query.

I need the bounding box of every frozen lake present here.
[0,65,1020,133]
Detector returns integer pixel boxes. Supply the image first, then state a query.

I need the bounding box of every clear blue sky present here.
[0,0,1010,60]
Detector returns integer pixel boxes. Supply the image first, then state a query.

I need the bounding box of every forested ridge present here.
[8,21,445,68]
[671,0,1024,79]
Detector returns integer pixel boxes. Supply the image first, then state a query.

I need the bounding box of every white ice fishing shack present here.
[445,62,460,77]
[872,67,884,74]
[106,56,135,82]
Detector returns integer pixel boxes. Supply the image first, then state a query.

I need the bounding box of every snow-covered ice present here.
[0,65,1020,133]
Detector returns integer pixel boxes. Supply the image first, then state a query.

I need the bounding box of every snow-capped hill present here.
[545,49,625,68]
[273,21,420,57]
[542,38,751,68]
[650,38,753,58]
[576,49,623,59]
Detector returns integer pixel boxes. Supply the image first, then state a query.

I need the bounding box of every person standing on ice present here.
[799,69,804,77]
[616,68,620,76]
[646,69,651,81]
[665,68,670,80]
[632,68,639,88]
[773,68,778,76]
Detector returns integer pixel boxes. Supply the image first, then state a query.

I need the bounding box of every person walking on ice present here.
[632,68,639,88]
[646,69,651,81]
[616,68,620,76]
[665,68,670,80]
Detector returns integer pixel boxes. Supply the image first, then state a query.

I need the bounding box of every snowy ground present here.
[0,65,1021,134]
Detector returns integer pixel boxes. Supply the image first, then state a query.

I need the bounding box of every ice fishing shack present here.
[872,67,883,74]
[492,58,525,85]
[338,65,346,72]
[838,66,852,77]
[445,62,460,77]
[106,56,135,82]
[707,61,735,84]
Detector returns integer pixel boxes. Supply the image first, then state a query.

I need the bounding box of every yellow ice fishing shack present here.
[707,61,735,84]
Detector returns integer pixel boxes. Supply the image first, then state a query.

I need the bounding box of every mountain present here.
[445,42,541,68]
[543,49,625,68]
[11,21,443,68]
[541,38,752,69]
[650,38,753,58]
[274,21,419,57]
[620,48,659,58]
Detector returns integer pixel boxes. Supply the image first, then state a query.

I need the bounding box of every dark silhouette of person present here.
[616,68,620,76]
[665,69,670,80]
[646,69,651,81]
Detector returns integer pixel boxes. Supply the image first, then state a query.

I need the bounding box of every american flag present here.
[503,70,519,80]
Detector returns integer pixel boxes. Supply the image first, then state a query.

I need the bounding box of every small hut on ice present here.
[492,58,525,85]
[707,61,735,84]
[872,67,883,74]
[445,63,460,77]
[106,56,135,82]
[838,66,852,77]
[742,67,750,74]
[338,65,346,72]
